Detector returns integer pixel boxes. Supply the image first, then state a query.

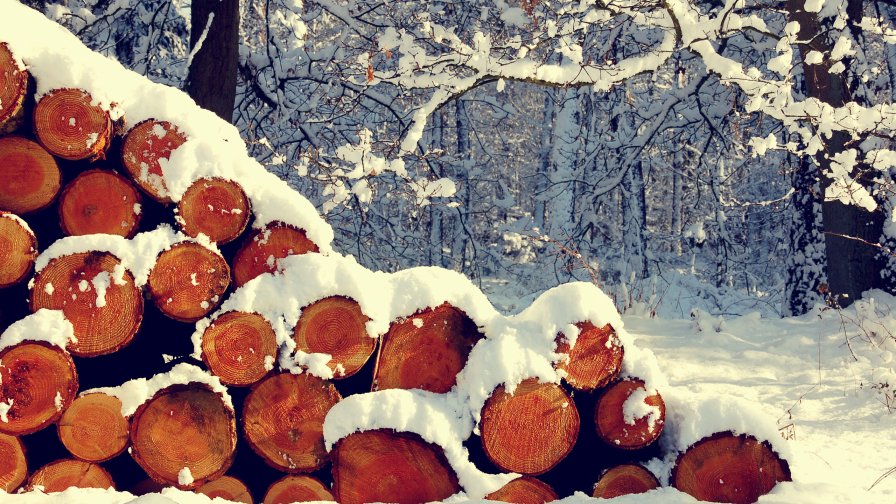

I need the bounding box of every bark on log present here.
[0,432,27,493]
[146,241,230,323]
[30,251,143,357]
[0,341,77,435]
[373,303,481,393]
[232,222,319,287]
[121,119,187,203]
[0,136,61,215]
[0,212,37,288]
[592,464,659,499]
[33,89,111,161]
[556,322,623,391]
[196,475,254,504]
[293,296,375,379]
[129,384,237,489]
[332,429,461,504]
[264,475,333,504]
[671,432,791,504]
[0,43,28,134]
[26,459,115,492]
[486,476,558,503]
[594,378,665,450]
[57,392,128,463]
[59,169,142,238]
[200,311,278,386]
[479,378,580,475]
[177,177,250,244]
[242,372,341,473]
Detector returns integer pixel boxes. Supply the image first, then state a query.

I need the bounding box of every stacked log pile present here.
[0,27,791,504]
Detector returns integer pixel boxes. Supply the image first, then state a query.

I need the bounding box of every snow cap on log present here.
[0,309,76,351]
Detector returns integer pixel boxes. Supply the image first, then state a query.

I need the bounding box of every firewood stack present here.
[0,35,791,504]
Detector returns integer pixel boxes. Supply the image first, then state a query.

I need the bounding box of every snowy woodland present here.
[3,0,896,502]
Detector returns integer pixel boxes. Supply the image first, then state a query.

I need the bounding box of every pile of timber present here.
[0,41,790,504]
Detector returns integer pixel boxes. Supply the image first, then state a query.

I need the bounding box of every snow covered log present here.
[33,88,112,161]
[671,432,791,504]
[293,296,375,379]
[129,383,236,489]
[0,212,37,288]
[121,119,186,203]
[232,222,319,287]
[0,340,77,435]
[594,378,665,450]
[199,311,278,386]
[264,474,334,504]
[331,429,461,504]
[146,241,230,322]
[555,322,624,391]
[0,43,27,134]
[176,177,250,244]
[30,251,143,357]
[57,392,129,463]
[0,136,60,215]
[25,459,115,492]
[242,372,341,473]
[591,464,659,499]
[58,169,142,238]
[195,475,253,503]
[0,432,27,492]
[485,476,558,503]
[479,378,580,474]
[373,303,482,393]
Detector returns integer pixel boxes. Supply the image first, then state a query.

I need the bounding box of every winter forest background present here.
[23,0,896,318]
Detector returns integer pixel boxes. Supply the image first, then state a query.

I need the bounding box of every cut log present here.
[264,475,333,504]
[30,251,143,357]
[479,378,579,475]
[129,383,237,489]
[594,378,665,450]
[373,303,481,393]
[196,475,254,504]
[0,341,78,435]
[0,212,37,288]
[146,241,230,323]
[592,464,659,499]
[232,222,319,287]
[177,177,250,244]
[57,392,128,463]
[242,372,341,473]
[33,88,112,161]
[0,43,28,134]
[293,296,375,379]
[200,311,278,386]
[671,432,791,504]
[486,476,558,504]
[121,119,187,202]
[0,432,27,493]
[0,136,61,215]
[26,459,115,492]
[556,322,623,391]
[332,429,461,504]
[58,169,142,238]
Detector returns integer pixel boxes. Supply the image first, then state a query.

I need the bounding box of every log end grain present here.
[33,89,111,161]
[0,43,28,133]
[0,136,61,215]
[594,378,665,450]
[592,464,659,499]
[147,241,230,323]
[0,432,27,493]
[196,475,254,504]
[59,169,142,238]
[556,322,623,391]
[294,296,375,379]
[486,476,558,504]
[57,392,129,463]
[201,311,278,387]
[121,119,187,202]
[264,475,333,504]
[0,212,37,288]
[26,459,114,492]
[177,177,250,244]
[232,222,319,287]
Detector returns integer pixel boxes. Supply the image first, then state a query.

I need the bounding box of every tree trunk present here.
[59,169,142,238]
[373,303,481,394]
[293,296,375,379]
[671,432,791,504]
[785,153,826,315]
[592,464,659,499]
[332,429,461,504]
[480,378,580,475]
[177,177,251,244]
[200,311,279,386]
[186,0,239,122]
[594,378,665,450]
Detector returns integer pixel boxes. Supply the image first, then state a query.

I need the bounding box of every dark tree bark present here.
[788,0,884,307]
[186,0,239,123]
